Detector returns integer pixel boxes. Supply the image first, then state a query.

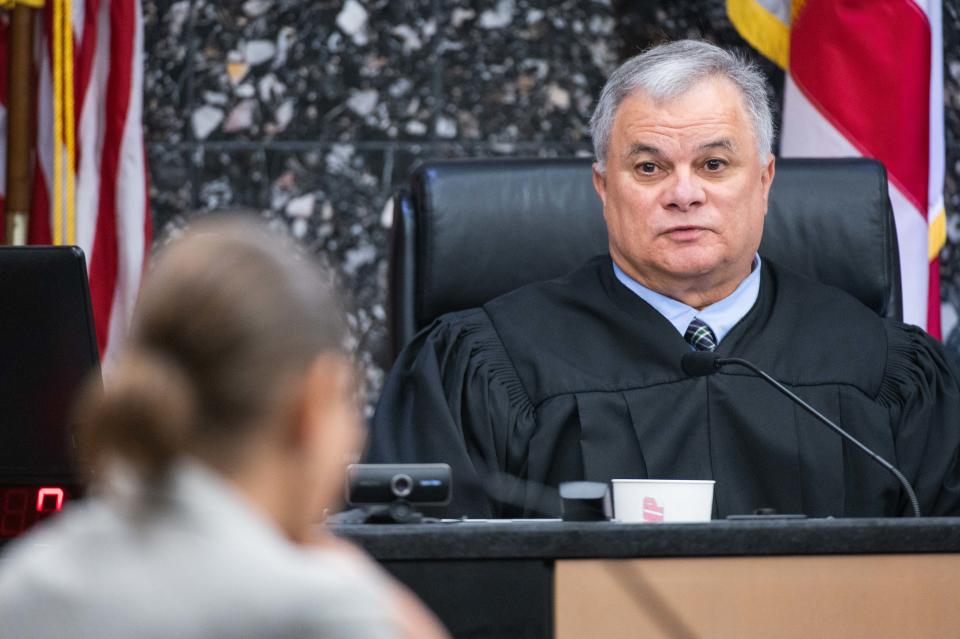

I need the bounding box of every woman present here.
[0,219,447,639]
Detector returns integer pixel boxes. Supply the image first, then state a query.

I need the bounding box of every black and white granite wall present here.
[143,0,960,409]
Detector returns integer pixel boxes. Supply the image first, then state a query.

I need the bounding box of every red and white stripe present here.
[25,0,150,364]
[779,0,945,335]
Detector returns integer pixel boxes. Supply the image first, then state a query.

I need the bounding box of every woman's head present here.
[77,218,361,538]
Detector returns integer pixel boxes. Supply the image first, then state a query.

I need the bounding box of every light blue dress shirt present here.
[612,255,762,346]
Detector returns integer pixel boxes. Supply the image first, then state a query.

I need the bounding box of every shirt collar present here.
[612,254,762,346]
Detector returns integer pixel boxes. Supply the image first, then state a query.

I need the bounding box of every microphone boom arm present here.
[717,357,922,518]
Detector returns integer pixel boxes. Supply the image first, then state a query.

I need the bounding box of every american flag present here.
[729,0,946,336]
[0,0,151,363]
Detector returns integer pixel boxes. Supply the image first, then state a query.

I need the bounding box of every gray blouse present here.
[0,461,397,639]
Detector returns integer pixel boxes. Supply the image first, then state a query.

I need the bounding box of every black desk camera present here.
[346,464,452,523]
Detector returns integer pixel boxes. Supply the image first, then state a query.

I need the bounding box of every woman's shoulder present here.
[0,500,401,638]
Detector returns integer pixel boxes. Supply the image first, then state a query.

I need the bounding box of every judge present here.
[367,40,960,519]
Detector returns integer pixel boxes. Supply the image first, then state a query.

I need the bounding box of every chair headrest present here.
[758,158,900,320]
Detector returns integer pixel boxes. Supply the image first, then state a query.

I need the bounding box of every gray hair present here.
[589,40,773,171]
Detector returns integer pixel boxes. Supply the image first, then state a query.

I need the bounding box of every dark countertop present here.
[334,517,960,561]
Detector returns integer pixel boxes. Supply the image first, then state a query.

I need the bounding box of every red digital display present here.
[0,486,72,539]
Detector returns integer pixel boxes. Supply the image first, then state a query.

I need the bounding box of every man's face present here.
[592,76,775,305]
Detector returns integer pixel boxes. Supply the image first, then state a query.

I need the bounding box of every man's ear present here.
[760,154,775,215]
[592,163,607,207]
[761,154,775,189]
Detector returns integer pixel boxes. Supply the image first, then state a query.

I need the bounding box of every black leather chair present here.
[389,157,902,359]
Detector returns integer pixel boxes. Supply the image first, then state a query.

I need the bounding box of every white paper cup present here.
[611,479,715,523]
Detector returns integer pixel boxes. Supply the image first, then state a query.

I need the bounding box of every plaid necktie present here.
[685,317,717,352]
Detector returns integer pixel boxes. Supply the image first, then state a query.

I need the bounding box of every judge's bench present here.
[335,517,960,638]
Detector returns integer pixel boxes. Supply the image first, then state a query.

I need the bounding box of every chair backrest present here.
[389,157,902,358]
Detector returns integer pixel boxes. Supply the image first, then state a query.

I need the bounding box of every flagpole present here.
[4,2,37,245]
[52,0,62,245]
[63,0,74,245]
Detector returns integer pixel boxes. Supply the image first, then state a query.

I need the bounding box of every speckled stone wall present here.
[143,0,960,409]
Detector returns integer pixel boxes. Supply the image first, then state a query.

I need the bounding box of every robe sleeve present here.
[365,309,536,517]
[879,322,960,516]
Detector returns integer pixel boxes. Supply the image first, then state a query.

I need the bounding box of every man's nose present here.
[663,169,706,212]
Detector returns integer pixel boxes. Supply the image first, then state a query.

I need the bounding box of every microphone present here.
[680,352,922,518]
[681,351,721,377]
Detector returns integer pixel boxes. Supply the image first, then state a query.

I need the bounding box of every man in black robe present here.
[366,40,960,519]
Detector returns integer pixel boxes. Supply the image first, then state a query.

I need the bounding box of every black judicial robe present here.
[367,256,960,518]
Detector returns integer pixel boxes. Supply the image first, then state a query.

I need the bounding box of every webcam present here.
[345,464,451,523]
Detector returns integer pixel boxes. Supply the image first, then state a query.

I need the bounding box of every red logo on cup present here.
[642,496,664,522]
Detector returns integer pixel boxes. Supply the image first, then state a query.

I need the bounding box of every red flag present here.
[1,0,151,362]
[729,0,946,335]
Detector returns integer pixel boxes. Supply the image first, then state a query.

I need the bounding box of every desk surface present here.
[335,516,960,560]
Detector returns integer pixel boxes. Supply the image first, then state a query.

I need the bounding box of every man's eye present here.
[705,159,725,171]
[637,162,658,174]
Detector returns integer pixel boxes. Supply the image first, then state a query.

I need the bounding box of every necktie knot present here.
[685,317,717,352]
